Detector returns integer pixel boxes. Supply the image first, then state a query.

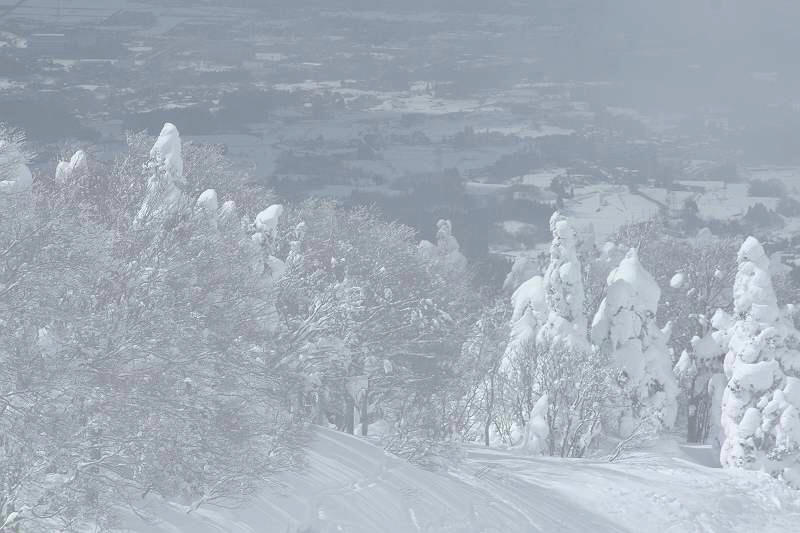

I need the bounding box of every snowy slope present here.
[118,429,800,533]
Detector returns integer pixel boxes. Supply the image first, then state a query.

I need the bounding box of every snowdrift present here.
[118,429,800,533]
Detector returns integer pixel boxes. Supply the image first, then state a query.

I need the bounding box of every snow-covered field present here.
[118,429,800,533]
[564,185,662,243]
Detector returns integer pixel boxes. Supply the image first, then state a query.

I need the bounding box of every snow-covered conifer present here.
[537,212,588,351]
[419,219,467,274]
[136,123,186,222]
[719,236,800,483]
[592,248,678,435]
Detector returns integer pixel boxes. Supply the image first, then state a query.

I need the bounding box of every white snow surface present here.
[117,428,800,533]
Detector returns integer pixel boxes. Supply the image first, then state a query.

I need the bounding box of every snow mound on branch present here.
[55,150,87,184]
[195,189,219,217]
[255,204,284,235]
[607,248,660,314]
[674,350,695,377]
[669,272,686,289]
[150,122,183,180]
[511,275,547,325]
[591,278,639,349]
[507,275,547,352]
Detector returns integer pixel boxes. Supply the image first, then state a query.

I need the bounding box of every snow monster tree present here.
[719,236,800,486]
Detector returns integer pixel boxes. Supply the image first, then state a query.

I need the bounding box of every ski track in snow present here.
[117,429,800,533]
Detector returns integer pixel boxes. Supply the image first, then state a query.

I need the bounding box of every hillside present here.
[118,429,800,533]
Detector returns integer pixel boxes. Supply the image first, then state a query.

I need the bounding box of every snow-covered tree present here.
[537,212,589,351]
[274,201,476,464]
[136,122,187,222]
[418,218,468,274]
[592,248,679,436]
[458,299,509,447]
[674,309,732,448]
[719,236,800,484]
[1,126,305,531]
[499,213,613,457]
[517,394,549,455]
[613,219,738,442]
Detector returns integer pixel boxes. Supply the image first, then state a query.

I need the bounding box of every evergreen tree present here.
[592,248,678,436]
[720,237,800,485]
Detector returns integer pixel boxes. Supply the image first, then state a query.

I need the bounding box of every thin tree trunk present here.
[360,381,369,436]
[484,374,495,447]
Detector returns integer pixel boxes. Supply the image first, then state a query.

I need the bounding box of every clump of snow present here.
[136,123,186,221]
[195,189,219,214]
[506,275,547,353]
[607,248,661,314]
[255,204,284,236]
[55,150,88,185]
[669,272,686,289]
